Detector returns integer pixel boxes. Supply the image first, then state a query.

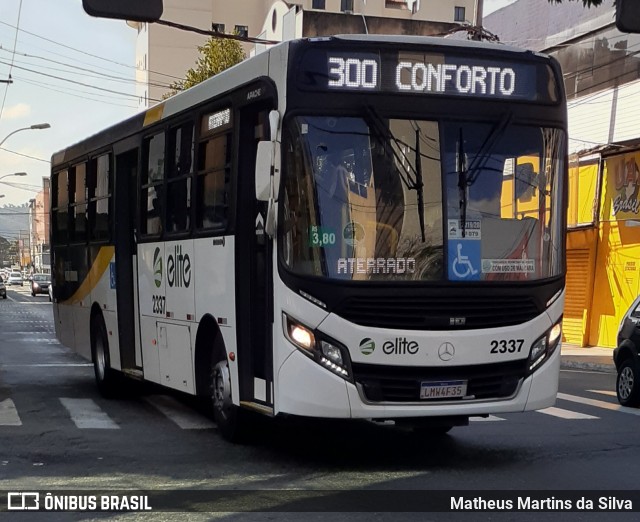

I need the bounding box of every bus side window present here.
[90,154,111,241]
[141,132,165,235]
[196,131,230,231]
[52,169,70,244]
[167,122,194,233]
[70,162,88,243]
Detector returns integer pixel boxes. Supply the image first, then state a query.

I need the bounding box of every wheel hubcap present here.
[619,366,635,400]
[213,361,232,420]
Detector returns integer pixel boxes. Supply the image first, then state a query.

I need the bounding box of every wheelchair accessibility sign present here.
[448,240,481,281]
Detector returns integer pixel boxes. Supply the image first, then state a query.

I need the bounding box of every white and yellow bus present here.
[51,35,568,440]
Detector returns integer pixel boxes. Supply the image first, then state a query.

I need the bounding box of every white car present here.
[7,272,23,286]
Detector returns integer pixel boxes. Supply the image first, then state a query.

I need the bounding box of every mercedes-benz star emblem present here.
[438,342,455,361]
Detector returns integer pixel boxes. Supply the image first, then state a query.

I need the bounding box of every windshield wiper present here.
[414,125,426,242]
[457,111,513,238]
[465,111,513,186]
[457,127,468,238]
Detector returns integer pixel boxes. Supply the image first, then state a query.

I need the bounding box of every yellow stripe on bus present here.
[143,103,165,126]
[63,246,115,305]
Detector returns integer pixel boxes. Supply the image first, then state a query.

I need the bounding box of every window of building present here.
[211,22,225,33]
[386,0,408,9]
[341,0,354,13]
[235,25,248,38]
[312,0,326,9]
[454,6,465,22]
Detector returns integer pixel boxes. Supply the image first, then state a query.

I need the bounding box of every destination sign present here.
[296,48,558,102]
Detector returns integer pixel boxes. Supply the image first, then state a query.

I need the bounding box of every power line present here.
[0,58,161,102]
[14,75,139,109]
[0,0,23,122]
[0,47,174,90]
[154,19,278,45]
[0,146,49,163]
[0,19,183,81]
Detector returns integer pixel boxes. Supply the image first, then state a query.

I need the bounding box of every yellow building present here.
[564,150,640,348]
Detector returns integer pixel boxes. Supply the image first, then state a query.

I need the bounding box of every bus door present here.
[235,99,274,410]
[113,146,142,370]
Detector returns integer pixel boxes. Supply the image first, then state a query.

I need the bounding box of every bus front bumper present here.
[276,347,560,419]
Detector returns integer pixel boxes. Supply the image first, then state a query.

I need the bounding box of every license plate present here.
[420,380,467,399]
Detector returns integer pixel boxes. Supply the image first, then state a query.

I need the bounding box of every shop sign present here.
[611,155,640,217]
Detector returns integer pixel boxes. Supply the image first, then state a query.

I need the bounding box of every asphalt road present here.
[0,285,638,521]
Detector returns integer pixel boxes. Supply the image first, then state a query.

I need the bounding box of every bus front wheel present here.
[210,357,249,442]
[91,314,119,398]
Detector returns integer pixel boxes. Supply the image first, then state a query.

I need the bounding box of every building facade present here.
[131,0,477,108]
[486,0,640,348]
[28,177,50,274]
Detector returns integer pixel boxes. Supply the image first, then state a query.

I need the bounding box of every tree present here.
[164,37,246,98]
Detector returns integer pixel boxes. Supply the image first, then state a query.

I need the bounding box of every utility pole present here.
[473,0,484,40]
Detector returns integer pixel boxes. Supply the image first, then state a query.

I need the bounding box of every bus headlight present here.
[283,314,353,382]
[527,320,562,373]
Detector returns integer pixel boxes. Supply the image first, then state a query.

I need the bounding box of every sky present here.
[0,0,514,211]
[0,0,138,213]
[484,0,518,16]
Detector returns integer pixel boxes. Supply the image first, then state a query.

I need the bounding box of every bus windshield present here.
[281,115,566,283]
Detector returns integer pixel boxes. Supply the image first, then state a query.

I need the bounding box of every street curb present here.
[560,360,616,374]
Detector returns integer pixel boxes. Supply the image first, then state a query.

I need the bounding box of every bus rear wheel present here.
[210,357,249,442]
[91,314,119,398]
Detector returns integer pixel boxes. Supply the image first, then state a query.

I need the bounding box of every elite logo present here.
[167,244,191,288]
[358,337,420,355]
[359,338,375,355]
[153,247,162,288]
[383,337,419,355]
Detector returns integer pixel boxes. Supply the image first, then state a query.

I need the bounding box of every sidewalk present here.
[560,343,616,373]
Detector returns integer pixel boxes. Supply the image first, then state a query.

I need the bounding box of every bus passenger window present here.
[90,154,111,241]
[196,171,226,229]
[52,169,69,243]
[143,186,163,235]
[166,123,194,233]
[141,132,165,236]
[70,163,87,242]
[196,128,230,231]
[169,123,194,178]
[167,178,191,232]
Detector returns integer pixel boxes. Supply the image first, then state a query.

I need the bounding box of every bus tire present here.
[91,314,119,398]
[210,355,250,442]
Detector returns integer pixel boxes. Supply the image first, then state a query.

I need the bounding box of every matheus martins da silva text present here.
[451,496,633,511]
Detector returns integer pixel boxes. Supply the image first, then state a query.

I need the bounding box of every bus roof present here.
[51,34,548,168]
[328,33,536,56]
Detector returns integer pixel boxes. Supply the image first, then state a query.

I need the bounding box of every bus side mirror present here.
[255,141,273,202]
[616,0,640,33]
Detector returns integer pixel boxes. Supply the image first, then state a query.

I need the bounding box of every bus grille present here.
[352,360,528,403]
[334,295,540,330]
